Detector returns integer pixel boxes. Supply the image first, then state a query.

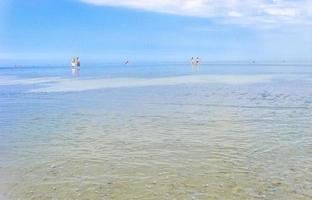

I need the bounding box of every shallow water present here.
[0,63,312,199]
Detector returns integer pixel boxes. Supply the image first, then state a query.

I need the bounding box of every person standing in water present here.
[196,57,201,65]
[76,57,80,67]
[191,57,195,66]
[71,57,80,76]
[71,57,76,68]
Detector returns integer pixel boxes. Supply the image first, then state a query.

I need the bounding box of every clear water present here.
[0,63,312,199]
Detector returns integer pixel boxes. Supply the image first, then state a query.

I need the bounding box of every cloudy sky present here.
[0,0,311,63]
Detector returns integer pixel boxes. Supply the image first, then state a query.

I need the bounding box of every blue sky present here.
[0,0,312,64]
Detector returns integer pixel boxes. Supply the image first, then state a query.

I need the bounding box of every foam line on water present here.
[0,76,63,86]
[26,75,274,93]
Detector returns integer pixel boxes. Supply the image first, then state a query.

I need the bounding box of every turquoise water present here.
[0,63,312,199]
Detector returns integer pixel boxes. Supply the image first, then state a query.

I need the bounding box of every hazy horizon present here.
[1,58,312,68]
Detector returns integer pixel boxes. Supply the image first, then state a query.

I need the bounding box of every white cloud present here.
[264,7,297,17]
[228,11,242,18]
[79,0,312,25]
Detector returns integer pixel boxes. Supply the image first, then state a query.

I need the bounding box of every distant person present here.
[71,58,76,68]
[196,57,201,65]
[191,57,195,66]
[76,57,80,67]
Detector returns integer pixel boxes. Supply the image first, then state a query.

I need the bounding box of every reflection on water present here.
[71,68,80,77]
[0,64,312,199]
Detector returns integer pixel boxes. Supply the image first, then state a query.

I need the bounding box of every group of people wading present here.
[71,57,80,68]
[70,56,202,71]
[191,57,201,67]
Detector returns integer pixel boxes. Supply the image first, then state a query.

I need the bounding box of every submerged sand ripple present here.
[0,71,311,199]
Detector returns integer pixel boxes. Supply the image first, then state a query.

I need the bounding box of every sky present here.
[0,0,312,64]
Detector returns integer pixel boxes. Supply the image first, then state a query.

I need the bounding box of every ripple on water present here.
[1,73,312,199]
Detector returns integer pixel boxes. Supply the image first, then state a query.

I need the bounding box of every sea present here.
[0,62,311,199]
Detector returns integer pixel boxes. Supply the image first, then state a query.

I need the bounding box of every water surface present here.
[0,63,312,199]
